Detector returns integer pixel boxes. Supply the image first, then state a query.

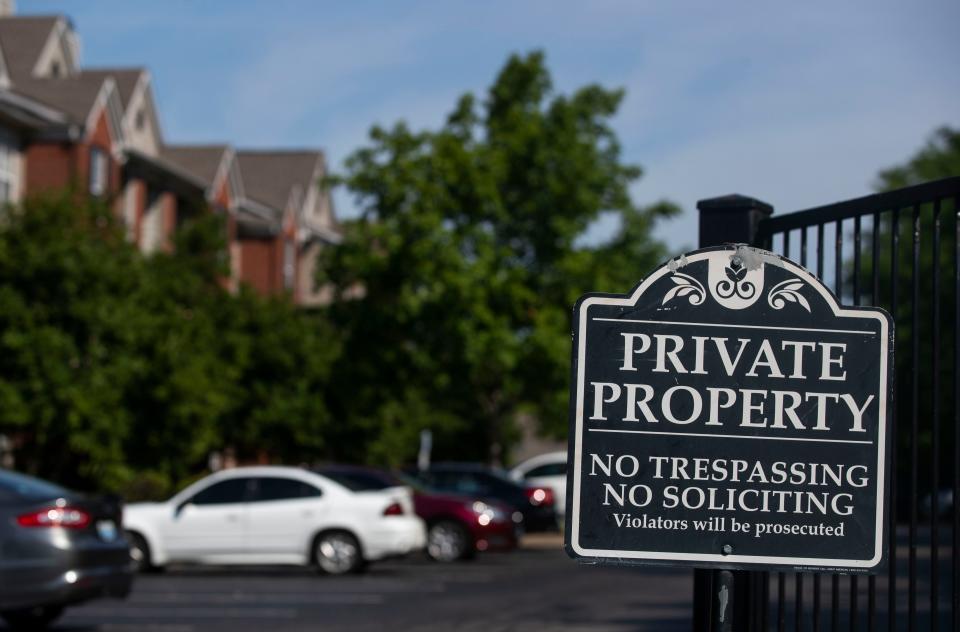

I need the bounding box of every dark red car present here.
[314,465,518,562]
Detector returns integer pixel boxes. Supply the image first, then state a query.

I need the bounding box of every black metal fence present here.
[696,176,960,630]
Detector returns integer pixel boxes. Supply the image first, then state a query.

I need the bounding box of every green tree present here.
[0,192,340,495]
[319,52,677,465]
[120,215,239,492]
[217,288,340,465]
[0,192,142,489]
[875,126,960,190]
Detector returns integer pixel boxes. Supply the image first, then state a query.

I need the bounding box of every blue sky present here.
[22,0,960,252]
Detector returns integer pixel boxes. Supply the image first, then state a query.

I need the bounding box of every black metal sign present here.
[565,246,893,573]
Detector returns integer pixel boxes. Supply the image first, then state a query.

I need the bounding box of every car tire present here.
[127,531,163,574]
[427,520,473,562]
[313,531,364,575]
[1,605,64,630]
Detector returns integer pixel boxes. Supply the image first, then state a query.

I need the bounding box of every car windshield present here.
[485,467,517,484]
[318,469,399,492]
[439,467,517,486]
[0,469,69,500]
[391,471,438,494]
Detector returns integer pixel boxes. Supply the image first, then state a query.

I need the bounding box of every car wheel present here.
[1,605,64,630]
[314,531,364,575]
[427,520,472,562]
[127,531,163,574]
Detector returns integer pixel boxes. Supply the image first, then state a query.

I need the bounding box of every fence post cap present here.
[696,194,773,215]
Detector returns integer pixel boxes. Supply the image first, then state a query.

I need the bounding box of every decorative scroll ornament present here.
[715,257,756,300]
[707,253,765,310]
[767,278,811,313]
[661,272,706,306]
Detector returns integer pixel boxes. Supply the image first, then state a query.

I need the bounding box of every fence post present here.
[693,193,773,632]
[698,194,774,249]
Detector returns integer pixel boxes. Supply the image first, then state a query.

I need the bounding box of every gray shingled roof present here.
[14,74,107,124]
[235,150,322,211]
[80,68,145,110]
[161,145,230,187]
[0,15,60,81]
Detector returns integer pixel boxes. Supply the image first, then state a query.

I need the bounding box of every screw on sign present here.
[564,245,893,574]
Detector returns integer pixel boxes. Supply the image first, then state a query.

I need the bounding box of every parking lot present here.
[38,536,691,632]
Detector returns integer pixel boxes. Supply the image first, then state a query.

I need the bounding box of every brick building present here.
[0,8,339,303]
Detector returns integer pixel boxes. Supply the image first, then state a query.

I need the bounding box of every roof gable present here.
[161,144,230,187]
[161,144,242,204]
[0,15,74,81]
[80,68,145,111]
[235,150,322,212]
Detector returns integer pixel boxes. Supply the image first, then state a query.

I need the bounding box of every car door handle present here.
[225,514,240,522]
[301,510,314,518]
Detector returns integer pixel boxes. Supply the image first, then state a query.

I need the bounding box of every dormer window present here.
[135,108,146,131]
[50,61,62,77]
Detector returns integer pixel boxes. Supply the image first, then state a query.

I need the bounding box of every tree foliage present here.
[875,126,960,190]
[0,192,337,496]
[319,52,678,465]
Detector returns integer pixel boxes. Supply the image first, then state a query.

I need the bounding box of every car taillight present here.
[382,502,404,516]
[526,486,555,507]
[17,506,91,529]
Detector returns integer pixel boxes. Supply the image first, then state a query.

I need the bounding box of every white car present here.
[123,466,426,575]
[509,451,567,520]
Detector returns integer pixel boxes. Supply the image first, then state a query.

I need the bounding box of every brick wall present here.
[23,108,120,199]
[239,237,279,295]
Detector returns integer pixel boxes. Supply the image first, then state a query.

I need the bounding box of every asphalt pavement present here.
[37,535,692,632]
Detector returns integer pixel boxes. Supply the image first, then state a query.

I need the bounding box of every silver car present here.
[0,469,132,629]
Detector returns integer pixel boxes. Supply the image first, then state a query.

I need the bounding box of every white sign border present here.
[568,248,890,569]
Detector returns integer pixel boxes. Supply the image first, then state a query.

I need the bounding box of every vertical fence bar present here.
[778,572,786,632]
[851,215,862,632]
[798,226,808,628]
[869,209,880,632]
[802,226,809,268]
[889,207,900,632]
[953,196,960,632]
[872,211,881,307]
[814,574,822,632]
[931,199,942,631]
[834,219,843,632]
[818,223,825,279]
[763,572,770,630]
[832,575,840,631]
[797,574,804,632]
[814,221,824,632]
[854,215,862,306]
[909,205,921,632]
[836,219,843,297]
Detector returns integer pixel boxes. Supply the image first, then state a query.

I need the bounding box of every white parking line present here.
[97,625,194,632]
[134,581,447,594]
[128,593,385,605]
[66,606,300,619]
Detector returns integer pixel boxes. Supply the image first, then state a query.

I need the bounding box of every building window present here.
[89,147,108,196]
[0,129,16,203]
[135,108,146,131]
[141,189,164,254]
[283,241,295,290]
[50,60,62,77]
